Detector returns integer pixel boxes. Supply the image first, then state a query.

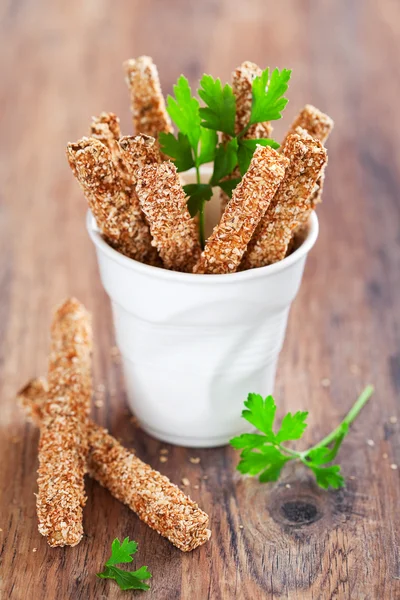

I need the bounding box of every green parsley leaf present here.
[198,127,218,165]
[98,566,151,592]
[258,454,292,483]
[105,537,137,566]
[230,386,373,491]
[306,464,345,490]
[166,75,201,150]
[237,445,288,477]
[198,74,236,137]
[305,424,348,465]
[241,393,277,441]
[237,138,280,176]
[275,411,309,443]
[218,178,241,199]
[250,68,292,125]
[183,183,213,218]
[97,537,152,592]
[230,432,268,449]
[210,139,238,186]
[159,132,195,172]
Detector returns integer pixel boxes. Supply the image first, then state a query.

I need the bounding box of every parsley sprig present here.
[159,67,291,247]
[230,385,374,489]
[97,537,152,592]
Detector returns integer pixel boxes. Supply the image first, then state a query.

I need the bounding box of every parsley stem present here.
[306,385,374,453]
[278,445,301,459]
[237,126,249,140]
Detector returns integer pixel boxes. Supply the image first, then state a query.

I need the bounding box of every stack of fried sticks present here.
[18,298,211,551]
[67,57,333,275]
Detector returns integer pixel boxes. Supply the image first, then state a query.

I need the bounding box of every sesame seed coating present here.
[194,145,288,274]
[232,61,273,139]
[220,61,273,213]
[66,137,159,265]
[280,104,334,151]
[90,112,129,182]
[242,129,327,268]
[19,378,211,552]
[135,161,201,272]
[36,299,92,547]
[118,134,162,182]
[281,105,333,233]
[90,112,121,147]
[124,56,172,138]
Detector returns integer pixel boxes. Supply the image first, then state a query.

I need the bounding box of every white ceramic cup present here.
[87,168,319,447]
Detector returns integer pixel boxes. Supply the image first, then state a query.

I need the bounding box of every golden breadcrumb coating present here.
[194,145,288,274]
[19,378,211,552]
[135,161,201,272]
[124,56,172,138]
[220,61,273,212]
[118,134,162,182]
[242,129,327,268]
[281,104,333,225]
[90,112,129,181]
[66,137,159,265]
[280,104,333,151]
[232,61,273,138]
[36,298,92,547]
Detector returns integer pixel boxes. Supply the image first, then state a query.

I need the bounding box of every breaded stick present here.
[280,104,333,151]
[67,137,159,265]
[37,299,92,547]
[194,146,288,275]
[90,112,128,181]
[233,61,273,138]
[135,161,201,272]
[281,105,333,232]
[124,56,172,138]
[220,61,273,212]
[19,379,211,552]
[118,134,162,182]
[242,129,327,269]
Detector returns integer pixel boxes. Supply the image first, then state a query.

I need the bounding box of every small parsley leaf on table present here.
[97,537,152,592]
[230,386,374,489]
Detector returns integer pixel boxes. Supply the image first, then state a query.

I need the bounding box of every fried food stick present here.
[118,134,162,182]
[281,105,333,230]
[90,112,128,181]
[18,379,211,552]
[66,137,159,265]
[233,61,273,139]
[135,161,201,272]
[124,56,172,138]
[242,129,327,269]
[36,298,92,547]
[194,146,288,275]
[280,104,333,150]
[220,61,274,212]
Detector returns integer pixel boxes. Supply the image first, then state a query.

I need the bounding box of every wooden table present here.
[1,1,399,598]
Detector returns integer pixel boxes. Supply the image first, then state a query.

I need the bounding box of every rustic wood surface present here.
[1,1,399,598]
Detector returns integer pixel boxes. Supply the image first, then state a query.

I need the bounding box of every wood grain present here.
[0,0,400,598]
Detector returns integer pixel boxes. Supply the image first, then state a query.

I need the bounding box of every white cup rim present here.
[86,210,319,284]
